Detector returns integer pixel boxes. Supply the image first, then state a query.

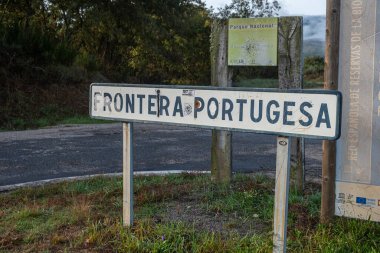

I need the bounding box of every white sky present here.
[205,0,326,16]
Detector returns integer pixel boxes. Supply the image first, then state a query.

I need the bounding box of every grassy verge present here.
[1,173,379,252]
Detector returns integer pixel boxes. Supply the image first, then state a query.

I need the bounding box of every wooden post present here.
[210,20,233,183]
[321,0,340,224]
[273,136,291,253]
[123,122,134,226]
[278,17,304,193]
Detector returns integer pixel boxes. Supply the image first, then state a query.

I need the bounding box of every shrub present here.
[304,56,324,81]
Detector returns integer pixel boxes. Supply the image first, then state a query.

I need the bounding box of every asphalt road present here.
[0,123,323,186]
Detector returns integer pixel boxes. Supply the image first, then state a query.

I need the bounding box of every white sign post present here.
[89,83,341,251]
[273,136,291,253]
[122,122,133,226]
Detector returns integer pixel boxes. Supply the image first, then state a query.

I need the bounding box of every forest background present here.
[0,0,324,129]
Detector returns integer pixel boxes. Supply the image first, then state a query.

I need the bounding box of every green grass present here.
[235,78,323,89]
[1,174,379,252]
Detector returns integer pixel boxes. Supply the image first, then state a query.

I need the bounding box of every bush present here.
[304,56,324,81]
[74,51,99,72]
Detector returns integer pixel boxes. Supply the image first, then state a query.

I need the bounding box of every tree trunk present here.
[321,0,340,224]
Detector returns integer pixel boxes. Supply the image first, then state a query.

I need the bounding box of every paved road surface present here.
[0,123,323,186]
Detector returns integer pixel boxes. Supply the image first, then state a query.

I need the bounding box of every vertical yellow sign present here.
[228,18,278,66]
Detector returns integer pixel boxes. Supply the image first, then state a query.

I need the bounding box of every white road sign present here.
[90,84,341,140]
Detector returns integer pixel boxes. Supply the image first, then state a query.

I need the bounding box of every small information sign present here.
[228,17,278,66]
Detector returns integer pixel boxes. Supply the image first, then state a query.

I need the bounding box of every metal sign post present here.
[89,84,342,249]
[122,122,133,226]
[273,136,291,253]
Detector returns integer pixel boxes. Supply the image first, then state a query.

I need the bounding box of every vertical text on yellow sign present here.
[228,17,278,66]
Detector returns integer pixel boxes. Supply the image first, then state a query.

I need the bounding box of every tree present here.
[127,0,211,84]
[215,0,281,19]
[0,0,213,129]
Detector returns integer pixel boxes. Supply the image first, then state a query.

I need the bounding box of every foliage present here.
[215,0,281,19]
[0,0,211,83]
[0,0,212,129]
[304,56,324,81]
[1,174,379,252]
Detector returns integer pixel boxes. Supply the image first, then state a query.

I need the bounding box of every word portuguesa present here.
[90,84,341,139]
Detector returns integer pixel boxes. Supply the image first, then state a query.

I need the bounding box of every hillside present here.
[303,15,325,57]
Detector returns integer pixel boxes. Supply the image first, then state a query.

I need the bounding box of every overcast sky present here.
[205,0,326,16]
